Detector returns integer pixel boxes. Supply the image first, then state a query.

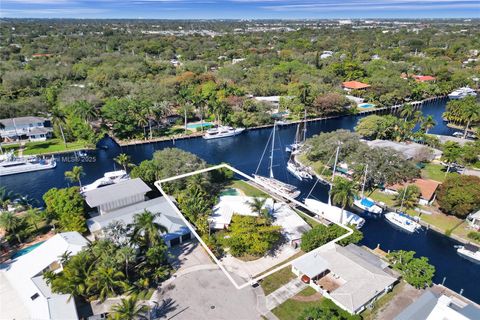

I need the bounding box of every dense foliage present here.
[387,250,435,289]
[298,298,361,320]
[436,175,480,218]
[300,224,363,252]
[42,187,86,232]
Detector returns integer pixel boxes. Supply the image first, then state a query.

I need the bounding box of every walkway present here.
[265,278,308,310]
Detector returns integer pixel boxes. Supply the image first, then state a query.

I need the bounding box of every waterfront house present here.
[291,243,398,315]
[364,139,442,161]
[385,178,440,206]
[467,210,480,230]
[0,116,52,142]
[413,75,436,82]
[0,232,89,320]
[342,81,371,91]
[395,289,480,320]
[84,178,191,247]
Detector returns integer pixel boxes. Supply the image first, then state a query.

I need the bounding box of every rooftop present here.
[388,178,440,201]
[414,75,436,82]
[84,178,151,208]
[364,139,442,161]
[0,116,48,129]
[342,81,371,90]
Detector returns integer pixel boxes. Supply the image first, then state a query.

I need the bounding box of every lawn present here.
[0,143,20,155]
[368,189,396,207]
[227,180,268,197]
[297,210,321,227]
[260,266,297,296]
[21,139,90,155]
[272,296,324,319]
[421,163,453,183]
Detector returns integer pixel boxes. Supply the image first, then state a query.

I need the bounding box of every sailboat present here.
[285,110,307,155]
[353,164,383,214]
[253,122,301,199]
[384,185,421,233]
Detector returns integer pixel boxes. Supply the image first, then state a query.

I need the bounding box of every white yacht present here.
[448,87,477,100]
[80,170,129,193]
[0,152,56,176]
[253,122,301,199]
[287,160,312,181]
[304,198,365,229]
[455,244,480,264]
[353,164,383,214]
[384,211,421,233]
[203,126,245,140]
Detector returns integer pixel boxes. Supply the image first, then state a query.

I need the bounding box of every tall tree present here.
[131,211,168,248]
[65,166,85,188]
[400,103,415,122]
[51,106,68,147]
[86,266,126,302]
[330,177,357,224]
[421,115,436,134]
[0,211,23,243]
[110,294,149,320]
[114,153,133,172]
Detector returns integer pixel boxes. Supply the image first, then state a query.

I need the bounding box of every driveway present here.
[155,269,263,320]
[168,240,215,272]
[265,278,308,310]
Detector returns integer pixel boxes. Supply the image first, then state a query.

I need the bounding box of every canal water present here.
[2,98,478,302]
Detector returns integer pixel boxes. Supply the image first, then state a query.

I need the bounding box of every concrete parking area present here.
[168,240,215,273]
[156,269,264,320]
[265,278,308,310]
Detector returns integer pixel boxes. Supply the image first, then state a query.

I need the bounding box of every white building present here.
[395,289,480,320]
[467,210,480,230]
[1,232,89,320]
[291,243,398,314]
[84,178,191,247]
[0,116,52,142]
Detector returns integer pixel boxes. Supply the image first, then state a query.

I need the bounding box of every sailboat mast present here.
[269,122,276,178]
[331,144,340,182]
[303,109,307,142]
[361,164,368,197]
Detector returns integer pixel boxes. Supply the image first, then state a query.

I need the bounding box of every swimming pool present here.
[12,241,45,259]
[358,103,375,108]
[219,188,241,196]
[186,122,214,129]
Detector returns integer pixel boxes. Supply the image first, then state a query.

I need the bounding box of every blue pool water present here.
[186,122,214,129]
[359,103,375,108]
[12,241,45,259]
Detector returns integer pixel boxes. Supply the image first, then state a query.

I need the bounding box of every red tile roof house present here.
[384,179,441,206]
[413,75,436,82]
[342,81,371,91]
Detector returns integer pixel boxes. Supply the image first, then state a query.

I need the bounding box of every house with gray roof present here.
[395,289,480,320]
[84,179,191,247]
[291,243,399,315]
[0,116,52,142]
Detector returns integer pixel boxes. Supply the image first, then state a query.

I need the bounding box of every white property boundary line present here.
[154,163,353,290]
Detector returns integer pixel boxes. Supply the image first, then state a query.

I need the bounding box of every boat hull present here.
[203,128,245,140]
[384,212,420,233]
[0,161,56,176]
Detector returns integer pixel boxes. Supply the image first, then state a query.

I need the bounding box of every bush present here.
[467,231,480,242]
[387,250,435,289]
[300,224,362,252]
[437,175,480,218]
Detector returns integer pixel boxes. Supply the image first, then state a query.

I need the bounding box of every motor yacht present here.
[203,126,245,140]
[448,87,477,100]
[384,211,421,233]
[80,170,130,193]
[455,244,480,264]
[304,198,365,229]
[286,160,312,181]
[0,152,56,176]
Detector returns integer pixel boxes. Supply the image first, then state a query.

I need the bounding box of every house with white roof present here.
[0,116,52,142]
[84,178,191,247]
[467,210,480,230]
[0,232,89,320]
[395,289,480,320]
[291,243,399,314]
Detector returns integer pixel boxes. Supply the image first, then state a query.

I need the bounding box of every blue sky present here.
[1,0,479,19]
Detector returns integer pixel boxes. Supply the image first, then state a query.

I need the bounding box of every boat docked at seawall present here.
[455,244,480,264]
[448,87,477,100]
[80,170,130,193]
[384,211,421,233]
[0,152,56,176]
[253,174,301,199]
[287,160,312,181]
[304,198,365,229]
[203,126,245,140]
[353,197,383,215]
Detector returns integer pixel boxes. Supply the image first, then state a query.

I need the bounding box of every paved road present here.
[265,278,308,310]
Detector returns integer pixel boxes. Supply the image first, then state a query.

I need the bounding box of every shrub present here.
[437,175,480,218]
[467,231,480,242]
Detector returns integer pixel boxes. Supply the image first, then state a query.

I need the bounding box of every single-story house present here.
[84,179,190,247]
[1,232,89,320]
[414,75,436,82]
[364,139,442,161]
[385,178,440,206]
[87,196,191,247]
[467,210,480,230]
[270,202,311,246]
[342,81,371,91]
[395,289,480,320]
[0,116,52,142]
[292,243,398,315]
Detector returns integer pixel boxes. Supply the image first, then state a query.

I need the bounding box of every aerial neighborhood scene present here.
[1,1,480,319]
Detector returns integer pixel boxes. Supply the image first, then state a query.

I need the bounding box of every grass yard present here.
[272,296,324,319]
[1,143,20,155]
[228,180,268,197]
[21,139,90,155]
[260,266,297,296]
[368,189,396,207]
[297,210,321,227]
[421,163,453,183]
[296,287,317,297]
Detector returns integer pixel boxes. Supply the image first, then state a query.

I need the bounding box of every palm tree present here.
[132,210,168,248]
[110,294,149,320]
[0,211,23,243]
[51,106,68,147]
[395,185,420,210]
[421,115,436,134]
[330,177,357,225]
[248,197,270,222]
[459,97,480,139]
[86,267,127,302]
[116,246,136,280]
[400,103,415,122]
[65,165,85,188]
[73,100,97,125]
[24,208,43,231]
[114,153,133,172]
[0,187,17,210]
[442,141,462,174]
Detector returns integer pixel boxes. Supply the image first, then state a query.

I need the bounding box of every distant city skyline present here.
[1,0,480,19]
